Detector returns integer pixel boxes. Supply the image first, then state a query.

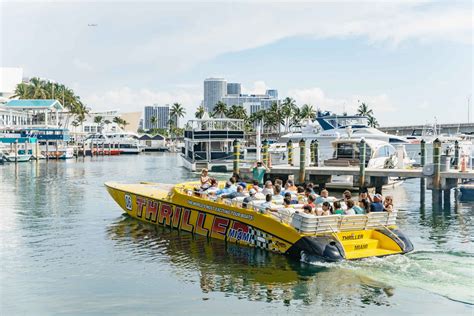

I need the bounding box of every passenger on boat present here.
[272,185,284,203]
[262,181,274,195]
[275,179,283,187]
[315,189,329,204]
[352,200,366,214]
[369,194,384,212]
[242,189,257,208]
[302,204,313,214]
[333,201,344,215]
[232,172,247,189]
[203,178,219,194]
[284,192,298,204]
[358,199,370,214]
[221,185,246,199]
[304,194,316,212]
[277,198,293,222]
[228,176,238,191]
[260,194,274,212]
[342,190,352,202]
[384,196,394,212]
[318,201,332,216]
[251,180,261,192]
[200,169,211,190]
[284,179,297,193]
[252,161,269,185]
[306,183,316,194]
[344,200,356,215]
[216,181,236,196]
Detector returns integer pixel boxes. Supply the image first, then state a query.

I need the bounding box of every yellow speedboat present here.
[105,181,413,262]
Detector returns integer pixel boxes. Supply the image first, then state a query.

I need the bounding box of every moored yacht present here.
[181,117,245,172]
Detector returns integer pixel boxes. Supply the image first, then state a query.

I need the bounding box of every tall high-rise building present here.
[226,82,241,95]
[204,78,227,112]
[266,89,278,99]
[144,104,170,130]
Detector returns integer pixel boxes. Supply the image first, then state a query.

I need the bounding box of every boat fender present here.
[377,228,414,253]
[286,236,344,262]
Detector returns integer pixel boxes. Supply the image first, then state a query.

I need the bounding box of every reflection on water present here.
[108,216,395,309]
[1,154,473,314]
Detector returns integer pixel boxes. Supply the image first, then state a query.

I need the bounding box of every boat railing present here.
[177,186,398,233]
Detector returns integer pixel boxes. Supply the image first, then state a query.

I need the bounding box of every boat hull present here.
[105,182,413,261]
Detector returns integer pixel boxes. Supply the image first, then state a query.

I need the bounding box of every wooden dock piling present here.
[358,139,366,193]
[433,138,441,190]
[233,139,240,175]
[453,140,460,169]
[287,139,293,166]
[313,140,319,167]
[299,139,306,184]
[262,139,269,165]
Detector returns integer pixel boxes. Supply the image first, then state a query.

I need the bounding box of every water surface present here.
[0,153,472,315]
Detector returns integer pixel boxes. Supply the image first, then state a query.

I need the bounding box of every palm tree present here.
[357,102,374,117]
[212,101,227,118]
[227,104,247,120]
[71,120,80,133]
[150,115,157,129]
[94,116,104,133]
[195,105,205,119]
[281,97,296,132]
[170,102,186,128]
[268,101,283,135]
[367,116,379,127]
[11,82,32,99]
[29,77,48,99]
[300,104,316,119]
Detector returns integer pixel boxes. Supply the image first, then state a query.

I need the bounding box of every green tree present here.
[195,105,205,119]
[367,116,379,127]
[281,97,296,132]
[300,104,316,119]
[170,102,186,128]
[150,115,157,128]
[267,101,283,135]
[227,104,247,120]
[357,102,374,117]
[212,101,227,118]
[94,116,104,133]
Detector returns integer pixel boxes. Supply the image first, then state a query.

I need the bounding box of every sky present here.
[1,0,472,126]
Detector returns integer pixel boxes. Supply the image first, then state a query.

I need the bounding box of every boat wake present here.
[301,249,474,305]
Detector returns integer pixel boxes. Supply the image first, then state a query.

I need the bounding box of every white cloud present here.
[72,58,93,72]
[242,81,269,95]
[288,87,396,123]
[84,87,202,125]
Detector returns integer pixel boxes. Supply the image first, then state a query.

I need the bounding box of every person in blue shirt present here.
[370,194,384,212]
[216,181,236,196]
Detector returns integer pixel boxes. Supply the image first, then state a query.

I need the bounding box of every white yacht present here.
[84,132,143,155]
[324,138,414,189]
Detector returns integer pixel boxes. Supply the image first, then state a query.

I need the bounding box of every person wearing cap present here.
[370,193,384,212]
[242,188,257,208]
[252,161,269,186]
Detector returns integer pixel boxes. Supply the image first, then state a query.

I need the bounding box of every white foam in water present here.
[333,250,474,305]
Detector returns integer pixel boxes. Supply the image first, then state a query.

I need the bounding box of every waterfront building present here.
[221,92,279,115]
[0,99,63,127]
[144,105,170,130]
[266,89,278,99]
[204,78,227,112]
[203,78,279,115]
[226,82,241,95]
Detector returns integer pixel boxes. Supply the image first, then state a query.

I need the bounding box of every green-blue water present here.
[1,153,473,315]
